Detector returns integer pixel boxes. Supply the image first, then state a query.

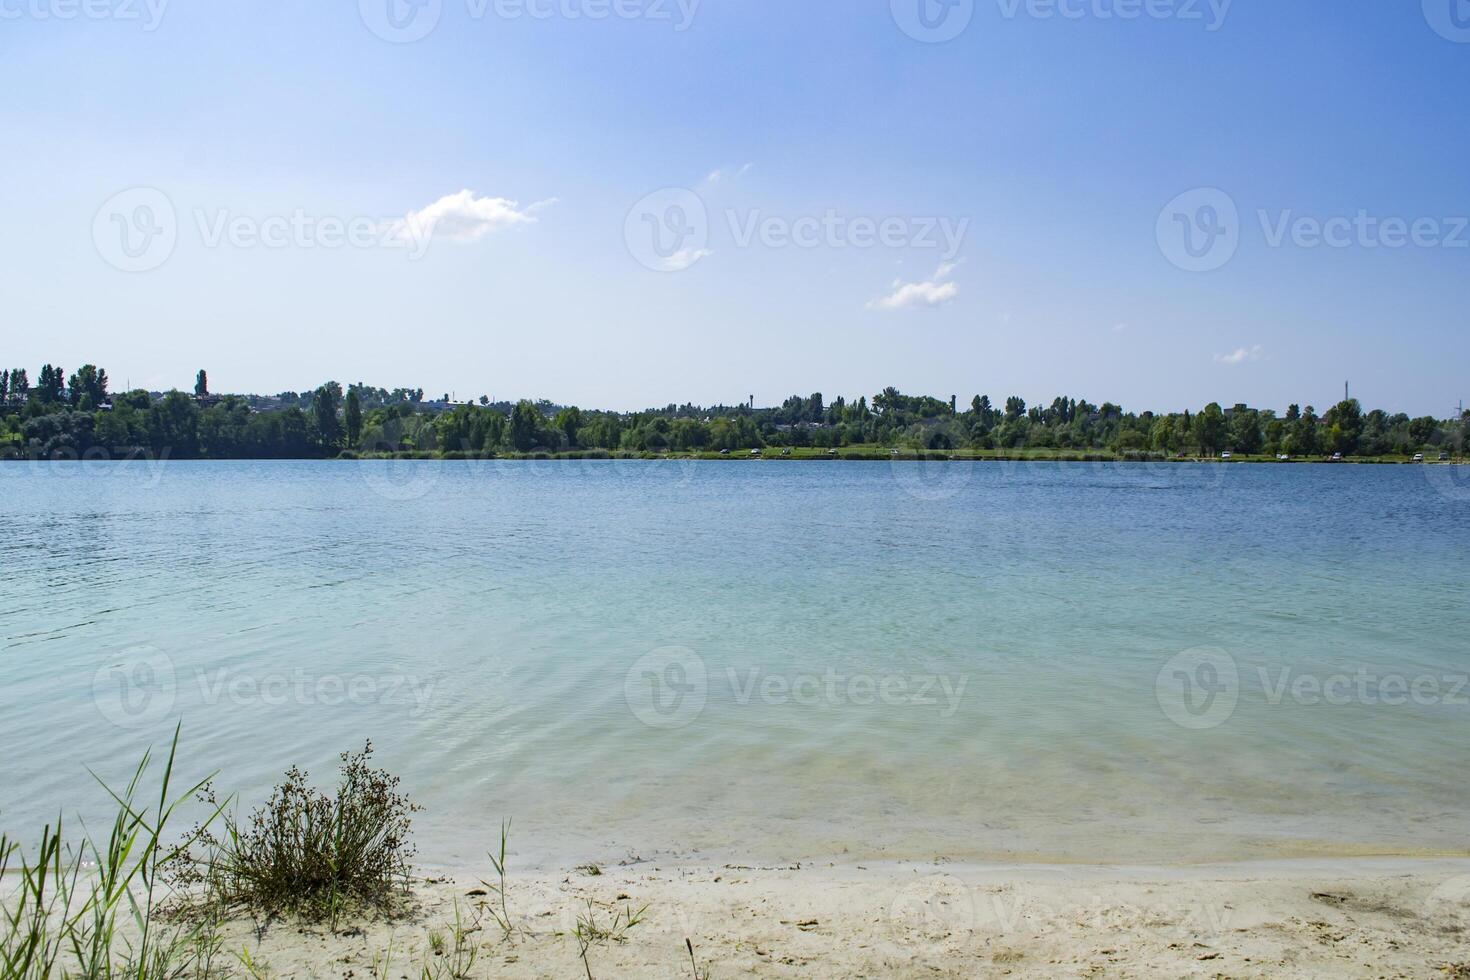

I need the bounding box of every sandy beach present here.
[212,858,1470,978]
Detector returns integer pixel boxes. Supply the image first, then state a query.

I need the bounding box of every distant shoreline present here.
[4,449,1466,465]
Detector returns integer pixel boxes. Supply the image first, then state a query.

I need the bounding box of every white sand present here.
[216,857,1470,978]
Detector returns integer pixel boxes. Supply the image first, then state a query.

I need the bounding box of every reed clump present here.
[0,725,227,979]
[178,741,419,924]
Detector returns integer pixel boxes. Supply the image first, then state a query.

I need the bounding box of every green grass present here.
[0,732,438,977]
[0,724,227,979]
[176,742,419,925]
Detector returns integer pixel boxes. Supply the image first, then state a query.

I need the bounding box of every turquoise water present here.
[2,459,1467,870]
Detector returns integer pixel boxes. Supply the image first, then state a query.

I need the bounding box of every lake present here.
[2,459,1467,870]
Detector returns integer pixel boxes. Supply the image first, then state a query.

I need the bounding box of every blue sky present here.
[2,0,1467,415]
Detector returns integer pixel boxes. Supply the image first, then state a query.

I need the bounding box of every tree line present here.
[2,363,1465,460]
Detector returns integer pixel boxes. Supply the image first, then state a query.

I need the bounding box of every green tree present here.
[553,406,583,448]
[1323,399,1362,455]
[1150,415,1176,453]
[68,364,109,408]
[1407,416,1437,450]
[345,388,363,448]
[1290,406,1321,456]
[1193,403,1226,455]
[509,400,541,452]
[151,390,199,456]
[1227,408,1262,455]
[312,382,343,452]
[36,364,65,404]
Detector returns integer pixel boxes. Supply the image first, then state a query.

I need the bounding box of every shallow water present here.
[2,459,1467,870]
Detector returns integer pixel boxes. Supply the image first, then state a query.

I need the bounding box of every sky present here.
[1,0,1467,416]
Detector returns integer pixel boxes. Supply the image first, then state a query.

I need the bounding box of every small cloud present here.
[1214,345,1265,366]
[660,247,713,273]
[703,163,753,185]
[1112,322,1127,333]
[868,261,961,311]
[395,190,552,245]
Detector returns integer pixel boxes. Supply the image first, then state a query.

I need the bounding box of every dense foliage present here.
[176,742,418,923]
[2,363,1465,460]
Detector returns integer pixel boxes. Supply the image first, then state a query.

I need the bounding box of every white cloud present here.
[703,163,753,185]
[659,247,713,273]
[1112,322,1127,333]
[868,261,961,311]
[1214,345,1265,366]
[395,190,552,246]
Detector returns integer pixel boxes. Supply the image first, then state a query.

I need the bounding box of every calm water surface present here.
[2,460,1467,869]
